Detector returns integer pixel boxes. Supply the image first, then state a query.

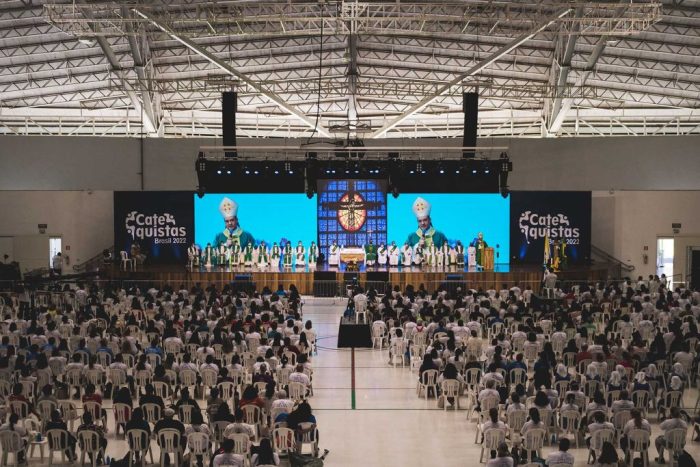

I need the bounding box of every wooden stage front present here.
[108,263,615,296]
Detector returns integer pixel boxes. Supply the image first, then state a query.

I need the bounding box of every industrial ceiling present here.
[0,0,698,139]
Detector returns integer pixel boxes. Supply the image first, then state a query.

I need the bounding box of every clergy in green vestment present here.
[470,232,488,267]
[271,242,281,266]
[405,197,447,249]
[364,240,378,266]
[213,197,254,250]
[282,242,293,267]
[308,241,318,264]
[243,241,254,265]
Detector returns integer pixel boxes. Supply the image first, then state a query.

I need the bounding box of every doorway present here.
[657,237,674,285]
[49,237,62,269]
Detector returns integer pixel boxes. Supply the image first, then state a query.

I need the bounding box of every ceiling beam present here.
[367,7,573,138]
[546,39,606,135]
[134,8,332,138]
[123,6,162,136]
[81,5,158,135]
[546,7,583,135]
[547,1,629,136]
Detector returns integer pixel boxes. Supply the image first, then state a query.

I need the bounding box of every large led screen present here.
[387,194,510,262]
[194,193,317,249]
[317,179,387,257]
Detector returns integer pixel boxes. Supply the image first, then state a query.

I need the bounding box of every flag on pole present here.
[543,233,550,269]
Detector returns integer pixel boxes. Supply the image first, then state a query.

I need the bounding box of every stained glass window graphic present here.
[317,179,387,259]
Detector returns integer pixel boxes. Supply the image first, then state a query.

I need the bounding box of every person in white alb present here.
[328,240,341,267]
[377,243,388,267]
[401,241,413,267]
[388,241,400,267]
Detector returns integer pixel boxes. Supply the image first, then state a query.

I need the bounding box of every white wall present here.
[1,135,700,191]
[0,191,113,270]
[591,190,700,282]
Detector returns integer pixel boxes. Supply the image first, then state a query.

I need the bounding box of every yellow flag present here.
[543,233,550,266]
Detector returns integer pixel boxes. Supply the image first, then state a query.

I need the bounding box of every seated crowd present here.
[363,277,700,466]
[0,281,320,466]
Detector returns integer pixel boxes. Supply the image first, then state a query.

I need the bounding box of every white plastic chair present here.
[626,429,650,467]
[417,369,438,400]
[186,432,210,467]
[664,427,687,467]
[157,428,182,467]
[440,379,461,410]
[480,428,506,463]
[559,409,581,448]
[475,395,500,442]
[271,427,295,456]
[120,251,135,271]
[77,429,104,467]
[288,381,307,402]
[0,431,23,467]
[355,300,367,324]
[522,427,546,463]
[46,428,70,467]
[389,339,407,367]
[589,427,615,463]
[126,429,153,467]
[113,403,131,437]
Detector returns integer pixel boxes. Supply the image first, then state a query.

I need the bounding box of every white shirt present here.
[289,372,310,386]
[213,452,245,467]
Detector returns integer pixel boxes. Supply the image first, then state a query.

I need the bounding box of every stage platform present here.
[107,263,613,296]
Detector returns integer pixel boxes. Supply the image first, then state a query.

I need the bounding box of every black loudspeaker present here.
[222,92,237,158]
[366,271,389,282]
[313,271,336,281]
[343,272,359,282]
[463,92,478,159]
[365,271,389,294]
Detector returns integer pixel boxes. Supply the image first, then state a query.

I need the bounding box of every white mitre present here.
[412,197,431,220]
[219,197,238,220]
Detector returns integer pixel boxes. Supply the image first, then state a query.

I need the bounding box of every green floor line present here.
[351,348,356,410]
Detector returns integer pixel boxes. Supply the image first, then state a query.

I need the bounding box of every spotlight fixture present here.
[226,170,231,175]
[217,170,222,175]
